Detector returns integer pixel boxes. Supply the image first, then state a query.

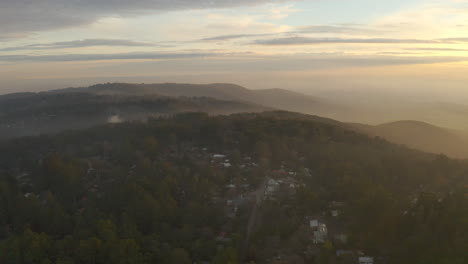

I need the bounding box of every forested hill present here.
[351,120,468,159]
[0,111,466,264]
[56,82,342,118]
[0,91,268,139]
[53,82,468,159]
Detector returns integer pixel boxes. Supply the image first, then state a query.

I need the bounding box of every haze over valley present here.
[3,82,468,159]
[1,0,467,263]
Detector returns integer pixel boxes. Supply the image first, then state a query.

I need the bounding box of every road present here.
[241,177,268,262]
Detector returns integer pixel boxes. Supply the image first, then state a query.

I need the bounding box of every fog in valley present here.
[1,0,467,263]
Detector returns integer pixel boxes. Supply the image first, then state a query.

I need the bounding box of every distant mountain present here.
[0,91,268,139]
[351,120,468,159]
[328,101,468,132]
[59,83,342,118]
[6,82,468,159]
[43,82,468,132]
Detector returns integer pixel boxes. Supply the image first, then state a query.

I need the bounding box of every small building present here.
[313,223,328,244]
[265,178,280,200]
[336,250,353,257]
[331,210,341,217]
[334,234,348,244]
[268,178,280,186]
[310,220,319,228]
[216,232,232,243]
[310,219,328,243]
[359,256,374,264]
[330,201,344,208]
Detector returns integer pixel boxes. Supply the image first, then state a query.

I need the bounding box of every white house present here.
[213,154,227,159]
[336,250,353,257]
[331,210,341,217]
[268,178,280,186]
[310,219,319,228]
[310,219,328,244]
[313,223,328,244]
[359,256,374,264]
[264,179,281,200]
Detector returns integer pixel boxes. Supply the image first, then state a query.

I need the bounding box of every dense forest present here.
[0,91,266,138]
[0,111,466,264]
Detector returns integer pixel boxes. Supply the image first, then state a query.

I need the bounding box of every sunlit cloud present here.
[0,51,246,62]
[2,0,468,94]
[0,0,296,37]
[0,39,158,52]
[253,37,444,45]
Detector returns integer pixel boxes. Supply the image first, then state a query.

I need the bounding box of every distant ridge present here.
[57,82,343,118]
[351,120,468,159]
[4,82,468,158]
[0,88,269,139]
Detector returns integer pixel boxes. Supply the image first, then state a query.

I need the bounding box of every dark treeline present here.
[0,92,266,139]
[0,112,466,264]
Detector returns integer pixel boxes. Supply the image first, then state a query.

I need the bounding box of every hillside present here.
[351,120,468,159]
[330,100,468,132]
[6,82,468,159]
[59,83,341,117]
[0,111,466,264]
[0,91,268,138]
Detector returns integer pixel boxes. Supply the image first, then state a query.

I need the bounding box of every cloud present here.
[0,51,248,62]
[406,47,468,52]
[253,37,445,45]
[198,23,392,42]
[298,25,383,35]
[376,52,427,55]
[199,24,385,42]
[200,33,275,41]
[268,4,298,20]
[0,39,158,52]
[440,38,468,42]
[371,2,468,39]
[0,0,293,38]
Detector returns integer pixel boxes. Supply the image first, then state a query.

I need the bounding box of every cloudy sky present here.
[1,0,468,99]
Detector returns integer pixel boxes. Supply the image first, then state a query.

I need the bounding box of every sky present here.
[1,0,468,100]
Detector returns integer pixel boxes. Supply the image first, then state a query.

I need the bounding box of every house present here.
[336,250,353,257]
[268,178,280,186]
[240,183,251,190]
[310,220,319,228]
[265,178,280,200]
[216,232,232,243]
[359,256,374,264]
[271,169,288,178]
[334,234,348,244]
[330,201,344,208]
[302,168,312,177]
[331,210,341,217]
[313,223,328,244]
[310,219,328,243]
